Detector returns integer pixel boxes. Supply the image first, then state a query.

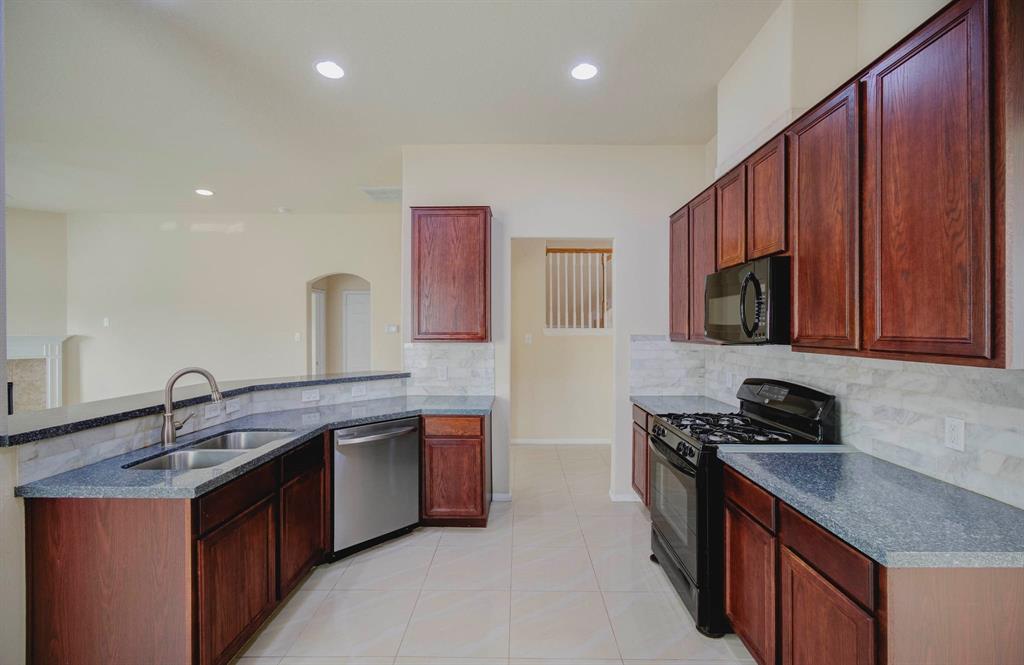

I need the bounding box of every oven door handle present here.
[648,435,698,477]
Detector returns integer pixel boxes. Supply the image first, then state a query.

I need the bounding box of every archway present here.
[306,273,372,375]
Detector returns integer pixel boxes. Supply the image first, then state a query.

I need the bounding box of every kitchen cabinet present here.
[26,434,331,665]
[411,206,491,342]
[631,405,651,507]
[779,546,874,665]
[421,415,491,526]
[669,205,690,341]
[861,0,991,360]
[716,164,747,269]
[688,187,717,342]
[787,83,860,351]
[745,135,786,258]
[196,496,277,665]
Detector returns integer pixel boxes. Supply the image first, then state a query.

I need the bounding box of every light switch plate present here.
[525,333,533,345]
[944,417,966,451]
[204,403,221,419]
[302,389,320,403]
[225,398,241,414]
[385,324,399,334]
[352,384,367,397]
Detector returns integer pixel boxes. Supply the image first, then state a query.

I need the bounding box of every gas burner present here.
[658,412,795,445]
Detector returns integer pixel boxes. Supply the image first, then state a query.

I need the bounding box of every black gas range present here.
[647,378,836,637]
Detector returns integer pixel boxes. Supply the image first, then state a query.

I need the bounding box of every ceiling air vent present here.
[360,186,402,203]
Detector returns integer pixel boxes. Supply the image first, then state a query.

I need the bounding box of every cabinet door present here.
[279,467,326,596]
[716,164,747,269]
[411,206,491,341]
[422,437,484,518]
[746,135,787,258]
[862,0,990,359]
[669,206,691,341]
[780,547,874,665]
[197,497,277,665]
[787,83,860,350]
[631,423,649,506]
[689,187,717,342]
[725,502,776,665]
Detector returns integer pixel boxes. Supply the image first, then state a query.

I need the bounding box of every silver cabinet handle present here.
[335,426,417,447]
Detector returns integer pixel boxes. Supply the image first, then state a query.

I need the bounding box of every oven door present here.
[648,435,700,583]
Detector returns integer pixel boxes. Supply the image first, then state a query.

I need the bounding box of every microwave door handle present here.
[739,272,761,338]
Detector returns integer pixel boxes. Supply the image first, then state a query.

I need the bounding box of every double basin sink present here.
[126,430,296,470]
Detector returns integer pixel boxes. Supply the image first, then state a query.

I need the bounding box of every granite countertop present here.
[718,451,1024,568]
[630,394,735,415]
[15,395,493,500]
[4,371,411,446]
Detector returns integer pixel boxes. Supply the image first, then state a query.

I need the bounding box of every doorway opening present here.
[307,273,372,374]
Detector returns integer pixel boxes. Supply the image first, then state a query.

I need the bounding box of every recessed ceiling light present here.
[570,63,598,80]
[194,188,214,197]
[315,60,345,79]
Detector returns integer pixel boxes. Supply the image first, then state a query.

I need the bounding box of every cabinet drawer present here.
[778,503,875,610]
[197,462,278,535]
[282,437,324,484]
[632,405,650,430]
[724,466,775,532]
[423,416,482,438]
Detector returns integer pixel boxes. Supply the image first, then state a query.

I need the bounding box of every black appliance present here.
[704,256,790,344]
[647,378,836,637]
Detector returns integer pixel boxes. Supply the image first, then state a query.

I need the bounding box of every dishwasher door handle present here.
[335,426,418,447]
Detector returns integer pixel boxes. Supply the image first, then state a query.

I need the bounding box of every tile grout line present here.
[392,528,442,662]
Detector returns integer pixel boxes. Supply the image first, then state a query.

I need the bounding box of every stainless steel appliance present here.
[333,417,420,556]
[648,378,836,636]
[704,256,790,344]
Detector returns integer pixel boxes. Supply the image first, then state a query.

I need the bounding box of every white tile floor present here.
[236,444,754,665]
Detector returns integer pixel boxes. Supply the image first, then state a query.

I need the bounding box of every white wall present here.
[403,144,706,498]
[64,212,402,402]
[856,0,947,67]
[5,208,67,337]
[310,273,373,374]
[510,238,613,443]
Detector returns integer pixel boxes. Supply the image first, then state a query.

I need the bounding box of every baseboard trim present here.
[510,438,612,445]
[609,490,642,503]
[492,493,512,502]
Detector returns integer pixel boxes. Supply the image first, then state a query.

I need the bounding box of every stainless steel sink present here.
[190,430,294,451]
[129,449,245,470]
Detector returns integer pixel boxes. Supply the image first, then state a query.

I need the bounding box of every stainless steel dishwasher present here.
[333,416,420,555]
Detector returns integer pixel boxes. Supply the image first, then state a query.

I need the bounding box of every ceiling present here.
[5,0,780,214]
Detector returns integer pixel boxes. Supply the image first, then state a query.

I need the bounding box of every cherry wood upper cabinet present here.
[779,546,875,665]
[862,0,991,360]
[411,206,491,342]
[689,187,717,342]
[745,135,787,258]
[669,205,691,341]
[725,501,777,665]
[787,83,860,350]
[716,164,747,269]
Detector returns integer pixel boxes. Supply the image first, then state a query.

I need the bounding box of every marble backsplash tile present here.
[404,342,495,395]
[629,335,706,395]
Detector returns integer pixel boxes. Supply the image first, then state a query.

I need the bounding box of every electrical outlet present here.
[225,398,241,414]
[352,384,367,397]
[944,417,966,451]
[302,388,320,403]
[204,403,221,419]
[301,411,321,426]
[352,406,367,418]
[525,333,533,345]
[437,365,448,381]
[385,324,399,334]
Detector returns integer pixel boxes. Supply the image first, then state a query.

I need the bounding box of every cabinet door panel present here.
[746,135,787,258]
[780,547,874,665]
[631,423,649,506]
[689,188,717,342]
[862,0,990,358]
[197,497,277,665]
[412,207,490,341]
[280,468,326,596]
[716,165,747,269]
[669,206,691,341]
[788,83,860,349]
[725,502,776,665]
[422,437,484,518]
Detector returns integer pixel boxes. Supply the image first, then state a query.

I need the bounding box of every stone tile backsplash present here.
[629,335,706,395]
[630,335,1024,509]
[404,343,495,395]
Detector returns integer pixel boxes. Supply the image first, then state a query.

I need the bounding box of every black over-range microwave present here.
[704,256,790,344]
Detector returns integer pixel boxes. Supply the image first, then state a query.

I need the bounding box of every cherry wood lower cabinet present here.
[631,423,649,506]
[25,434,330,665]
[421,414,492,526]
[723,466,1024,665]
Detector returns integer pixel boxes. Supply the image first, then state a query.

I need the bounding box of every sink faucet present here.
[162,367,224,446]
